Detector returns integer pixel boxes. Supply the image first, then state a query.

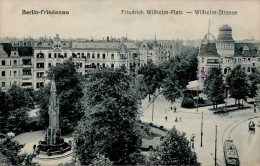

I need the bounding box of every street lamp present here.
[215,125,218,166]
[200,112,203,147]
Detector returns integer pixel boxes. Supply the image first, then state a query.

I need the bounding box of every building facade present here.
[0,35,139,91]
[198,24,260,88]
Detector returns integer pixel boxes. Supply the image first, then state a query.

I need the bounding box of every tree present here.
[0,134,36,166]
[37,59,84,134]
[138,59,162,101]
[7,84,34,110]
[162,71,184,103]
[248,69,260,98]
[149,127,199,165]
[0,85,32,134]
[204,67,225,110]
[89,154,113,166]
[7,107,30,134]
[0,90,11,133]
[226,65,250,106]
[74,68,142,165]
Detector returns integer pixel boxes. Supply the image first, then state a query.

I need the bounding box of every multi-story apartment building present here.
[0,35,139,91]
[198,24,260,88]
[139,38,180,66]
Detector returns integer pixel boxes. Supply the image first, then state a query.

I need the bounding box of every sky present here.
[0,0,259,41]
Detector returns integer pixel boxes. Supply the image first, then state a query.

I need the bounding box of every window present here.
[36,53,44,58]
[202,58,204,63]
[14,71,17,76]
[54,53,57,58]
[2,71,5,76]
[14,60,17,65]
[248,67,250,72]
[253,63,255,67]
[64,53,67,58]
[80,63,82,68]
[92,53,95,58]
[14,52,16,55]
[103,54,105,59]
[1,82,5,87]
[36,63,44,68]
[81,53,84,56]
[111,54,114,60]
[248,58,250,62]
[10,71,11,76]
[111,64,114,68]
[49,53,51,58]
[87,53,90,58]
[2,60,5,66]
[97,63,100,68]
[97,54,100,59]
[36,72,44,78]
[36,82,44,88]
[102,63,105,68]
[201,67,204,71]
[48,63,51,67]
[23,69,32,75]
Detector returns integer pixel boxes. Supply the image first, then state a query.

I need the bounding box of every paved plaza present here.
[140,94,260,166]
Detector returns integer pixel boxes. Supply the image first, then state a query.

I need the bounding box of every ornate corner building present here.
[198,24,260,89]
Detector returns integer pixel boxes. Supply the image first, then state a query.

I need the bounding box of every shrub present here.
[198,97,204,104]
[181,97,195,108]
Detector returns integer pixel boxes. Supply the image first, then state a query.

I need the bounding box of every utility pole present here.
[215,125,218,166]
[152,94,154,121]
[200,112,203,147]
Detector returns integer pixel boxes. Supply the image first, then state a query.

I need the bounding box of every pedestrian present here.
[165,116,168,122]
[174,106,177,113]
[254,103,256,113]
[175,117,178,122]
[179,116,182,122]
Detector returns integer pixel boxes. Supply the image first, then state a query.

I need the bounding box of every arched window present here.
[36,53,44,58]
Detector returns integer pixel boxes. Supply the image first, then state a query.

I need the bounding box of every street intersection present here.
[140,94,260,166]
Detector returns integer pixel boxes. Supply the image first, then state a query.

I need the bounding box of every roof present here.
[0,45,8,58]
[11,46,33,56]
[234,42,260,57]
[224,140,239,159]
[0,43,12,56]
[71,41,138,50]
[219,24,232,31]
[199,43,220,57]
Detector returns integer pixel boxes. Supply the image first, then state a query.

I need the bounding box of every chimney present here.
[107,37,109,41]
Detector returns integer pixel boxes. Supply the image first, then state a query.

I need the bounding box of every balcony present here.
[22,64,32,68]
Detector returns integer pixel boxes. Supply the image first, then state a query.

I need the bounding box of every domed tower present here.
[216,24,235,76]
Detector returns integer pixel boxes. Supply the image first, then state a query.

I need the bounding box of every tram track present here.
[221,115,259,147]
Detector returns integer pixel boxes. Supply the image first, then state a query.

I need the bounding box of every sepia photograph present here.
[0,0,260,165]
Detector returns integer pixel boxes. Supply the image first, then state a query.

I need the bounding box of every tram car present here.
[223,140,240,166]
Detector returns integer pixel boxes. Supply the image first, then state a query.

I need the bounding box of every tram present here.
[223,140,240,166]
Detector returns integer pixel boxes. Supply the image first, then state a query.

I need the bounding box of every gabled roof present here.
[199,43,220,57]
